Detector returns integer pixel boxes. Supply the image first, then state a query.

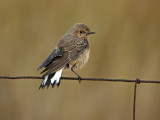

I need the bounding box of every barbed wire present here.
[0,76,160,120]
[0,76,160,83]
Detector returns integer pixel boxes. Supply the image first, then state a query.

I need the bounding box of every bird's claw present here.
[78,76,82,84]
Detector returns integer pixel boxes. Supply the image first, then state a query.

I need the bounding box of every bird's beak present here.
[87,32,95,35]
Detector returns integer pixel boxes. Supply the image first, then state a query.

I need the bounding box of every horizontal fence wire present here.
[0,76,160,83]
[0,75,160,120]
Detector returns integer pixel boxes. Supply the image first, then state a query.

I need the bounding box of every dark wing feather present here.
[42,39,88,77]
[37,47,63,71]
[42,51,70,77]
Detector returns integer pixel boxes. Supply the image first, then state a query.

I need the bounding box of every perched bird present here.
[37,23,95,89]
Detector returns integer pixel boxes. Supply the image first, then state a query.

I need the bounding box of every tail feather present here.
[56,81,61,87]
[39,75,48,89]
[46,73,55,88]
[39,69,63,89]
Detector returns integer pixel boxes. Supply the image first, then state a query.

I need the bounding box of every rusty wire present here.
[0,76,160,120]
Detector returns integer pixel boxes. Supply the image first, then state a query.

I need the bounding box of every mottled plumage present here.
[37,23,94,89]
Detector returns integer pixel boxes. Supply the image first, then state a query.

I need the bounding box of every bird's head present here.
[66,23,95,38]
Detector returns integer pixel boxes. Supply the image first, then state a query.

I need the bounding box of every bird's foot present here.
[78,76,82,84]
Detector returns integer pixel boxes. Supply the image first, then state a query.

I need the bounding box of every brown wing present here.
[41,51,70,77]
[41,37,88,77]
[37,47,63,71]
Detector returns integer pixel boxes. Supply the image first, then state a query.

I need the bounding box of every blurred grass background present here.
[0,0,160,120]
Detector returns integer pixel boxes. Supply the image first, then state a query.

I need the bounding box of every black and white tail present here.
[39,69,63,89]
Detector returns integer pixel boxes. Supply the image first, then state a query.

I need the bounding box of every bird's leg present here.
[71,67,82,83]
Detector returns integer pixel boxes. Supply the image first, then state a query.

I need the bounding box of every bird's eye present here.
[80,31,83,34]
